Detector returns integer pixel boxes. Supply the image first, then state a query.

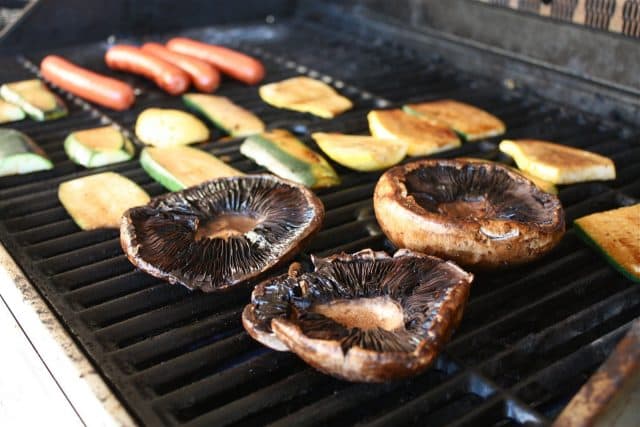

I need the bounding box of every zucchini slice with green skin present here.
[499,139,615,185]
[403,100,505,141]
[141,145,243,191]
[64,126,135,168]
[183,93,265,137]
[0,99,26,123]
[0,79,67,121]
[58,172,150,230]
[240,129,340,188]
[574,204,640,283]
[0,129,53,177]
[368,109,460,156]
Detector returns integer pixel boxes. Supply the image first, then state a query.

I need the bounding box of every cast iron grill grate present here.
[0,15,639,427]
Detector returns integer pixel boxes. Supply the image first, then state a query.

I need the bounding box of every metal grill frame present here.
[0,7,639,427]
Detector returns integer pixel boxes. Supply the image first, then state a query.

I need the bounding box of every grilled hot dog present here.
[141,43,220,93]
[105,45,190,95]
[166,37,265,85]
[40,55,135,111]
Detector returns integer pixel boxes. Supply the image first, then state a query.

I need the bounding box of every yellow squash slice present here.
[368,109,460,156]
[403,99,505,141]
[0,99,25,124]
[499,139,615,184]
[259,76,352,119]
[574,204,640,282]
[135,108,209,147]
[311,132,407,172]
[58,172,150,230]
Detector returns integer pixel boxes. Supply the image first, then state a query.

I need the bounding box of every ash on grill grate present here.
[0,13,638,427]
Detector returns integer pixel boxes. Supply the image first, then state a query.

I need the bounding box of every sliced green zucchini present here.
[183,93,265,137]
[499,139,615,185]
[368,109,460,156]
[0,99,26,123]
[240,129,340,188]
[574,204,640,283]
[140,146,243,191]
[403,100,505,141]
[0,79,67,121]
[58,172,150,230]
[0,129,53,177]
[64,126,135,168]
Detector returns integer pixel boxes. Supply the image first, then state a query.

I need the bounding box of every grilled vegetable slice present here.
[64,126,134,168]
[403,100,505,141]
[311,132,408,172]
[0,129,53,177]
[0,99,25,123]
[183,93,264,137]
[140,145,243,191]
[259,76,352,119]
[574,204,640,283]
[499,139,616,184]
[58,172,150,230]
[368,109,460,156]
[240,129,340,188]
[0,79,67,121]
[135,108,209,147]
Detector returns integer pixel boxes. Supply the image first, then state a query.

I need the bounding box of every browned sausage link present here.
[166,37,265,85]
[105,45,190,95]
[141,43,220,93]
[40,55,135,111]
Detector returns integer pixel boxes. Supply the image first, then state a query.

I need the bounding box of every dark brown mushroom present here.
[242,249,473,382]
[373,158,565,269]
[120,175,324,292]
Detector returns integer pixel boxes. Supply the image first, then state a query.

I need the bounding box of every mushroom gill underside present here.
[404,163,556,224]
[244,250,473,381]
[121,176,323,291]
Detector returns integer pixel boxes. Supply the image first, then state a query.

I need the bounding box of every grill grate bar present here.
[150,351,303,417]
[92,285,251,347]
[133,332,259,395]
[65,270,159,308]
[112,307,243,370]
[509,321,634,417]
[477,286,640,381]
[449,268,623,356]
[182,369,330,427]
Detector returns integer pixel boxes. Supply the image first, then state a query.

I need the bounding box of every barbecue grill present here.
[0,1,639,426]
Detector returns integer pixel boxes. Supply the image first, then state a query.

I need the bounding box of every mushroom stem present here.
[194,214,261,241]
[311,297,405,332]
